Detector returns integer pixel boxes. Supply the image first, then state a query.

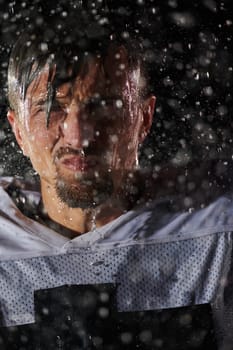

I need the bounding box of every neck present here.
[40,172,144,235]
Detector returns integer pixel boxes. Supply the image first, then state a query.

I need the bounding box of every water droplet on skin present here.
[110,135,118,144]
[115,99,123,108]
[82,139,89,147]
[74,172,82,180]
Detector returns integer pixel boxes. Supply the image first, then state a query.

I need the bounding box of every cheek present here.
[105,128,140,169]
[23,127,56,173]
[28,120,59,152]
[25,133,57,179]
[28,133,51,155]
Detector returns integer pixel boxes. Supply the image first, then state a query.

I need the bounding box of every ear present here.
[7,109,28,156]
[139,95,156,143]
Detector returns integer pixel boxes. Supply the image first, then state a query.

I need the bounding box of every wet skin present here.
[8,45,155,234]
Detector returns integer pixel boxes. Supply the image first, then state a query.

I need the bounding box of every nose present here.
[61,102,94,149]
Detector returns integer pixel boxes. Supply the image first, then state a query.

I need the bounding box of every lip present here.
[60,155,98,171]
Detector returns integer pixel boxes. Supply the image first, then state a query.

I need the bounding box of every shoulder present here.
[0,176,40,191]
[147,158,233,241]
[94,159,233,247]
[0,176,67,261]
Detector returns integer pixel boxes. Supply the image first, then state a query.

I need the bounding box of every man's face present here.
[12,46,155,208]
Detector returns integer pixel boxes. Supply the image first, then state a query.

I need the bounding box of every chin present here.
[55,176,113,209]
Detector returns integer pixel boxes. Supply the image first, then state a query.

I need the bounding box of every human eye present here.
[100,97,125,113]
[47,100,68,126]
[84,96,105,110]
[84,96,123,120]
[50,99,67,113]
[49,99,69,119]
[31,99,47,115]
[31,98,67,117]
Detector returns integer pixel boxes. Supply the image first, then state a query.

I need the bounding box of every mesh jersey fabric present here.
[1,177,233,349]
[0,232,231,327]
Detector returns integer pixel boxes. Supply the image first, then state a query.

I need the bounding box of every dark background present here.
[0,0,232,178]
[0,1,232,348]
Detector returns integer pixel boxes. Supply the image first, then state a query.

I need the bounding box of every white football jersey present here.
[0,176,233,349]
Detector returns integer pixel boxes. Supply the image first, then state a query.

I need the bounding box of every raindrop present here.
[98,307,109,318]
[99,292,110,303]
[40,43,48,52]
[121,332,133,344]
[203,86,213,96]
[170,12,196,28]
[139,330,152,343]
[82,139,89,147]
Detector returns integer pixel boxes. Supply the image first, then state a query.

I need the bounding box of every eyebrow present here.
[31,93,122,106]
[56,91,71,99]
[30,97,47,107]
[31,89,70,105]
[55,83,72,98]
[84,95,122,103]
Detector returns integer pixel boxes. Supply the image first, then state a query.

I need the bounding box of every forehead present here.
[26,45,141,101]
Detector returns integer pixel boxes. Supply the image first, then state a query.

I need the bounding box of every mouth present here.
[54,147,102,173]
[60,155,98,171]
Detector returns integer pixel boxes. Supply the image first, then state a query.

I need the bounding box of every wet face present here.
[11,45,155,208]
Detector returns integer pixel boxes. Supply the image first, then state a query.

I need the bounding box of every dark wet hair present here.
[8,7,152,126]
